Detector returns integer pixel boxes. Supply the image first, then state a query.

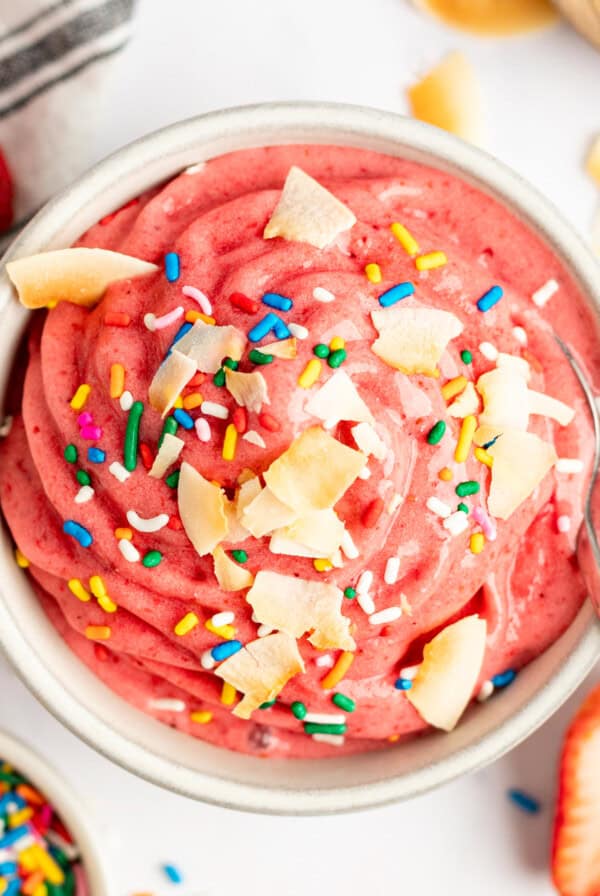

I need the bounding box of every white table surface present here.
[2,1,600,893]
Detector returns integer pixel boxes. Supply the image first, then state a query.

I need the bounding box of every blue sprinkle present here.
[63,519,93,548]
[248,313,279,342]
[273,317,291,339]
[173,408,194,430]
[378,282,415,308]
[166,321,193,358]
[491,669,517,688]
[394,678,413,691]
[0,861,18,875]
[0,825,30,849]
[507,789,541,815]
[477,285,504,312]
[262,291,293,312]
[87,447,106,464]
[3,880,20,896]
[211,640,243,662]
[482,433,501,451]
[165,252,180,282]
[163,863,183,883]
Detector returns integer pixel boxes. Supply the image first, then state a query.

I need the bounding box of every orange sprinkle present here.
[321,652,355,690]
[84,626,111,641]
[21,871,44,895]
[438,467,453,481]
[190,710,213,724]
[182,392,203,410]
[109,363,125,399]
[441,375,468,402]
[185,310,215,325]
[15,784,45,807]
[388,733,401,743]
[114,527,133,540]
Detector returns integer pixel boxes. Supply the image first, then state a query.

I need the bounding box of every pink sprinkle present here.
[80,425,103,440]
[195,417,211,442]
[77,412,93,427]
[153,305,184,331]
[473,505,497,542]
[182,285,212,316]
[557,514,571,533]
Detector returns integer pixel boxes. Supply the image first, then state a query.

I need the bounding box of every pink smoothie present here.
[1,145,598,758]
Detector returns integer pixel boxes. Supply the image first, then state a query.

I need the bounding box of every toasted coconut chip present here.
[275,509,346,558]
[175,320,246,373]
[475,425,557,520]
[6,248,158,309]
[305,370,374,426]
[407,615,487,731]
[407,52,484,145]
[264,426,366,514]
[528,390,575,427]
[148,350,197,417]
[351,422,387,461]
[241,486,297,538]
[223,497,251,544]
[411,0,556,36]
[261,337,297,359]
[477,367,529,430]
[215,632,305,719]
[236,475,262,517]
[177,461,228,555]
[212,545,254,592]
[225,369,269,413]
[149,433,185,479]
[247,570,355,651]
[447,381,481,418]
[269,533,321,559]
[371,306,463,377]
[263,166,356,250]
[587,135,600,185]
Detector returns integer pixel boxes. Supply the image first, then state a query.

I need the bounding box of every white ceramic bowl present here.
[1,102,599,815]
[0,729,111,892]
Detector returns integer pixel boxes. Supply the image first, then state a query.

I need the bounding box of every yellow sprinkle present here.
[67,578,91,603]
[9,806,33,827]
[474,446,493,468]
[415,251,447,271]
[27,845,64,885]
[17,846,36,872]
[114,527,133,540]
[470,532,486,554]
[329,336,345,352]
[33,885,48,896]
[69,383,91,410]
[222,423,238,461]
[365,262,382,283]
[190,710,213,724]
[173,395,184,409]
[15,548,29,568]
[441,375,468,402]
[109,363,125,399]
[205,619,237,640]
[182,392,204,410]
[0,881,6,896]
[390,222,420,256]
[84,626,111,640]
[174,612,199,636]
[454,414,477,463]
[89,574,107,598]
[46,300,58,310]
[321,651,355,690]
[313,558,333,572]
[186,310,215,325]
[97,594,118,614]
[221,681,237,706]
[438,467,453,482]
[298,358,322,389]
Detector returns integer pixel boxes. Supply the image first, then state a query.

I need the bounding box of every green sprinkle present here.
[124,400,144,471]
[259,699,276,709]
[231,549,248,563]
[64,444,78,464]
[461,349,473,364]
[291,701,307,720]
[456,480,480,497]
[427,420,446,445]
[344,587,356,600]
[332,693,356,713]
[159,415,178,449]
[76,469,91,486]
[313,343,330,359]
[304,722,347,736]
[213,368,226,387]
[249,348,274,365]
[142,550,162,568]
[223,357,239,370]
[457,502,469,514]
[165,469,180,488]
[0,769,24,784]
[327,348,347,368]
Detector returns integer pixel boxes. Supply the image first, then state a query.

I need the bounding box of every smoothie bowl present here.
[0,103,599,813]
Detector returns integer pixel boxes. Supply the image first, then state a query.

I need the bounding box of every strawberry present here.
[552,684,600,896]
[0,147,14,233]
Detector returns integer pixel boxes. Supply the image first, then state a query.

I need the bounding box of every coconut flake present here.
[273,509,346,558]
[407,51,484,145]
[225,368,269,413]
[177,461,228,555]
[260,337,297,359]
[148,350,196,417]
[174,320,246,373]
[149,433,185,478]
[351,422,387,461]
[528,390,575,427]
[241,486,297,538]
[212,545,254,592]
[371,306,463,377]
[447,381,481,418]
[305,370,374,426]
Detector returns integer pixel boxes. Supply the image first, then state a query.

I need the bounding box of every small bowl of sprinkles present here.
[0,730,110,895]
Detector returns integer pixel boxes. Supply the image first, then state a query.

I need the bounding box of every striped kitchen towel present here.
[0,0,135,248]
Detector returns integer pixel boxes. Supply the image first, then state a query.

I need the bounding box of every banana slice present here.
[407,52,484,145]
[411,0,557,36]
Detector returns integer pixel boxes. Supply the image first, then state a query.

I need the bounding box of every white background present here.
[2,1,600,893]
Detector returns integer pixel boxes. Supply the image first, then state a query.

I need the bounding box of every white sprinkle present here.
[200,651,216,670]
[119,391,134,412]
[143,313,156,331]
[557,514,571,533]
[0,415,13,438]
[358,465,371,480]
[323,416,338,431]
[74,485,94,504]
[357,591,376,615]
[288,323,309,340]
[512,326,527,345]
[257,623,274,637]
[243,429,266,448]
[426,496,452,519]
[476,680,495,702]
[340,529,359,560]
[45,831,79,861]
[201,401,229,419]
[212,611,234,627]
[479,342,499,362]
[556,458,584,474]
[195,417,211,442]
[384,556,400,585]
[304,712,346,725]
[400,593,413,616]
[184,161,206,175]
[532,278,559,308]
[369,606,402,625]
[182,285,212,315]
[315,653,334,668]
[109,461,130,482]
[127,510,170,533]
[313,287,336,303]
[357,570,373,594]
[399,664,420,681]
[443,511,469,536]
[149,698,186,712]
[312,733,345,746]
[118,539,140,562]
[387,492,403,514]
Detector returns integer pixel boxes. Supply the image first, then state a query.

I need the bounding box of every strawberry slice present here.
[0,147,14,233]
[552,684,600,896]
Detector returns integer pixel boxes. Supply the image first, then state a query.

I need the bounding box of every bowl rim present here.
[1,100,600,815]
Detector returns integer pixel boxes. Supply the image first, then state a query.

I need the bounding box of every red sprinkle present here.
[168,515,183,531]
[361,497,384,528]
[139,442,154,470]
[259,412,281,432]
[94,644,111,662]
[99,197,139,226]
[230,292,259,314]
[232,406,248,434]
[104,311,131,327]
[187,372,206,388]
